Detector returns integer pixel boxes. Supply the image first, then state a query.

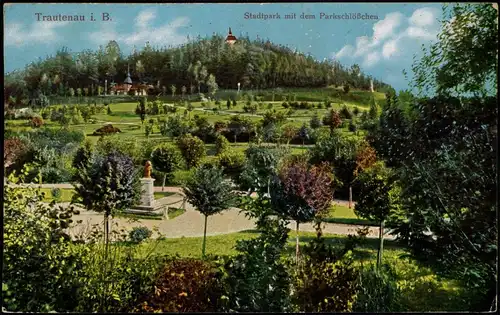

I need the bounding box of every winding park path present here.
[9,183,394,240]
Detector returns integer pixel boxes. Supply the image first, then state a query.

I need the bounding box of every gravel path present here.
[9,183,382,240]
[66,194,387,241]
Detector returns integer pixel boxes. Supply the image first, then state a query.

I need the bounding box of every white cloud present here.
[405,26,438,40]
[335,12,405,60]
[353,36,372,57]
[363,51,380,68]
[135,8,156,29]
[409,7,439,27]
[89,9,189,47]
[332,7,440,69]
[382,39,398,59]
[372,12,404,44]
[5,21,69,46]
[333,45,354,59]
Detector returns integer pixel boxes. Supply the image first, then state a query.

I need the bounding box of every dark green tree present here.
[309,112,322,129]
[176,134,206,168]
[354,162,400,268]
[135,97,147,124]
[183,165,237,257]
[390,4,498,310]
[150,144,184,191]
[73,151,140,248]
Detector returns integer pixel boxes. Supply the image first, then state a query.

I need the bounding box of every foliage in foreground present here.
[288,221,365,312]
[137,258,226,312]
[221,196,293,312]
[3,170,84,312]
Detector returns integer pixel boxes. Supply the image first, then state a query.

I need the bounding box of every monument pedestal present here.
[140,178,156,209]
[124,177,165,217]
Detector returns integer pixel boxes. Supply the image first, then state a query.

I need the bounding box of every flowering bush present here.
[30,116,44,128]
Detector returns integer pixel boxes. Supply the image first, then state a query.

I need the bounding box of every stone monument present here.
[124,161,164,216]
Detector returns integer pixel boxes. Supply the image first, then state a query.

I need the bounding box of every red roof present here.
[111,84,127,91]
[225,27,237,42]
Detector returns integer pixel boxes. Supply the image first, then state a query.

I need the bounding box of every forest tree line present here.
[4,35,391,107]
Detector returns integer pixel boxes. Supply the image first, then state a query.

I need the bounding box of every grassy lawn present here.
[138,230,401,261]
[114,212,164,221]
[39,188,76,203]
[153,191,176,199]
[166,207,186,220]
[113,205,185,221]
[322,204,377,226]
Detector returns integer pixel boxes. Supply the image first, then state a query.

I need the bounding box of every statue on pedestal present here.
[144,161,152,178]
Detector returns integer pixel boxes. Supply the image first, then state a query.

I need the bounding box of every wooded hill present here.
[4,34,392,106]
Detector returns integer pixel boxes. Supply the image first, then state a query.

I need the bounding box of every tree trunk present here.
[267,178,270,197]
[377,219,385,269]
[349,186,352,209]
[296,221,300,265]
[162,173,166,192]
[202,214,208,258]
[102,213,110,312]
[104,213,110,255]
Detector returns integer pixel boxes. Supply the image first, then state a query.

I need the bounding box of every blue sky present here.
[4,3,445,91]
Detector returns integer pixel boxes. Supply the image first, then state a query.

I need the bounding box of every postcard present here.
[3,2,498,313]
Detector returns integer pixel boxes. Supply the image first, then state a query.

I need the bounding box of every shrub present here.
[165,115,191,137]
[145,125,152,137]
[150,143,184,189]
[95,135,141,164]
[222,196,293,312]
[282,102,290,109]
[75,224,166,313]
[41,111,49,120]
[343,84,350,94]
[217,150,245,177]
[93,124,122,136]
[215,134,230,155]
[50,188,62,201]
[14,108,35,120]
[3,170,85,312]
[214,121,227,133]
[71,110,83,125]
[291,253,358,312]
[353,107,360,116]
[30,116,44,128]
[176,134,206,168]
[41,165,73,184]
[309,113,322,129]
[340,105,353,119]
[129,226,153,244]
[4,137,29,172]
[72,140,94,171]
[353,264,401,312]
[289,223,363,312]
[348,121,357,132]
[138,258,226,312]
